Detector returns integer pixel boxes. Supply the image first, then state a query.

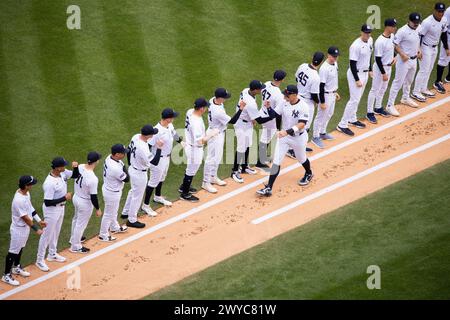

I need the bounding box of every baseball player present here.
[256,70,286,170]
[231,80,277,184]
[256,85,313,196]
[2,176,45,286]
[434,5,450,93]
[69,151,102,253]
[337,24,374,137]
[412,3,448,100]
[294,52,325,153]
[122,125,162,228]
[35,157,78,272]
[311,46,341,149]
[142,109,182,213]
[385,13,423,116]
[366,18,398,124]
[179,97,218,202]
[99,144,130,242]
[202,88,246,193]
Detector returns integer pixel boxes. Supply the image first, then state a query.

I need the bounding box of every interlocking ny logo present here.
[292,110,300,118]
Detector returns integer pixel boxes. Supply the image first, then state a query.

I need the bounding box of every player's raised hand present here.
[155,139,164,149]
[238,100,246,110]
[65,192,73,201]
[72,161,79,168]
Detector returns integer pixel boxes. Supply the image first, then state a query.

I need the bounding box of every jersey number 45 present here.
[296,72,309,86]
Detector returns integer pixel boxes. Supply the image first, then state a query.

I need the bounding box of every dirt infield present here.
[1,93,450,300]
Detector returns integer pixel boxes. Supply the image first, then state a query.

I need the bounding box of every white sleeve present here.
[349,43,360,61]
[310,75,320,94]
[374,38,383,57]
[247,102,261,120]
[215,108,231,125]
[393,29,404,45]
[418,20,429,36]
[114,166,127,181]
[319,65,328,84]
[43,183,55,200]
[89,177,98,195]
[299,107,310,122]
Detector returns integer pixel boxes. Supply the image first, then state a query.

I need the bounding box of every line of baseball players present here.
[3,3,450,287]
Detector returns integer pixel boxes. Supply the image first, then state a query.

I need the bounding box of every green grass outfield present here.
[147,159,450,300]
[0,1,436,267]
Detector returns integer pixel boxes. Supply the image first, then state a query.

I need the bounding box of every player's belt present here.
[242,119,248,123]
[423,42,437,48]
[409,55,417,60]
[188,144,203,148]
[75,195,91,201]
[325,90,337,94]
[105,187,120,193]
[132,166,147,172]
[358,70,370,73]
[160,154,171,157]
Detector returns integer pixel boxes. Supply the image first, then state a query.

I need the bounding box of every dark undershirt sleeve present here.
[319,82,326,104]
[311,93,319,104]
[442,32,449,50]
[71,167,80,179]
[90,194,99,210]
[228,109,242,125]
[150,148,162,166]
[44,197,66,207]
[375,56,386,74]
[349,60,359,81]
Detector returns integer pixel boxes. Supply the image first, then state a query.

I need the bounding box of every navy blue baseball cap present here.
[19,175,38,189]
[312,51,325,65]
[111,144,129,154]
[249,80,266,91]
[51,157,68,169]
[435,3,445,12]
[141,124,158,136]
[194,97,210,109]
[273,70,287,81]
[283,85,298,96]
[409,12,421,23]
[328,46,340,57]
[214,88,231,99]
[361,24,373,33]
[385,18,397,27]
[161,108,179,119]
[87,151,102,164]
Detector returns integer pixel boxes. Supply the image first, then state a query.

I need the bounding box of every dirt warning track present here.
[1,93,450,300]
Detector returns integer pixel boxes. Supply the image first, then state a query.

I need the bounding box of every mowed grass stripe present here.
[147,159,450,299]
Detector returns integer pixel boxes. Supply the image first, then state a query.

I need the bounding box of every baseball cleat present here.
[111,225,128,234]
[433,82,446,94]
[69,246,91,254]
[256,162,270,169]
[349,120,366,129]
[202,182,218,194]
[81,236,86,243]
[153,196,172,206]
[337,126,355,136]
[126,220,145,229]
[35,260,50,272]
[421,89,435,98]
[47,253,66,263]
[256,185,272,197]
[445,76,450,83]
[1,274,19,286]
[320,133,335,141]
[180,193,200,202]
[98,235,117,242]
[286,149,296,159]
[312,137,325,149]
[366,113,377,124]
[178,186,198,194]
[374,108,390,117]
[12,265,31,277]
[242,167,257,175]
[231,171,244,183]
[400,98,419,108]
[386,105,400,117]
[120,214,129,220]
[410,93,426,103]
[141,204,157,217]
[298,172,314,186]
[212,176,227,186]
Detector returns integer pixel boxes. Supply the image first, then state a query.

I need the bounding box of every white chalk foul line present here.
[252,133,450,224]
[0,96,448,300]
